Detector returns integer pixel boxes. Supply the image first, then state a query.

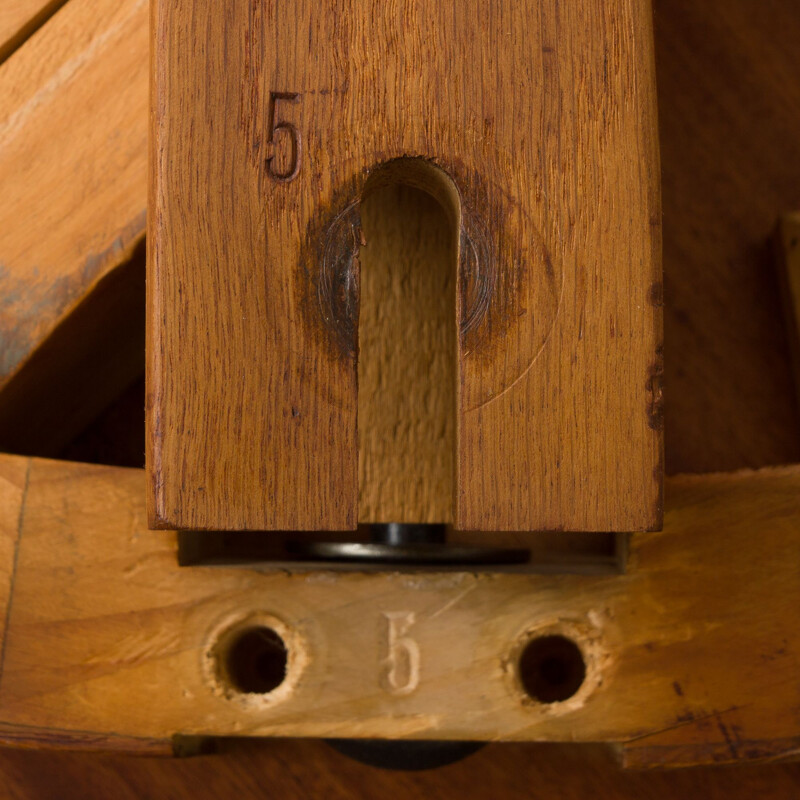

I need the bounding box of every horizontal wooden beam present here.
[0,454,795,767]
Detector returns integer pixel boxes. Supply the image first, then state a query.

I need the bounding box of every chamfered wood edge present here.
[643,0,665,534]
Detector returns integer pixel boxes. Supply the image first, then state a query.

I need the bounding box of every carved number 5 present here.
[267,91,301,183]
[381,612,421,696]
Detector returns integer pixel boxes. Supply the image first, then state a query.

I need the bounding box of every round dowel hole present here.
[518,635,586,703]
[223,626,288,695]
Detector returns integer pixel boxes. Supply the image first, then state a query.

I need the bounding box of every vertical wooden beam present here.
[149,0,662,531]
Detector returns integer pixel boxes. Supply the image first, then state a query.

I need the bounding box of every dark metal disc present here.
[286,541,529,565]
[326,738,485,771]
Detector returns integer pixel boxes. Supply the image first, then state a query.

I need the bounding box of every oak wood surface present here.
[148,0,662,532]
[0,0,148,457]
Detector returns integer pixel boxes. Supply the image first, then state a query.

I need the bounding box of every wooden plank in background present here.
[656,0,800,474]
[0,0,148,456]
[0,454,795,761]
[149,0,662,532]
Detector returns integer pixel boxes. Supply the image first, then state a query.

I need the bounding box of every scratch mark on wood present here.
[625,704,744,744]
[428,583,478,620]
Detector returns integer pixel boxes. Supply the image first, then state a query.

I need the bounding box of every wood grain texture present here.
[0,453,796,762]
[0,726,171,756]
[0,242,145,458]
[0,0,68,64]
[656,0,800,474]
[0,457,28,660]
[8,0,792,481]
[0,0,148,456]
[1,740,800,800]
[0,0,797,793]
[358,186,455,523]
[149,0,662,532]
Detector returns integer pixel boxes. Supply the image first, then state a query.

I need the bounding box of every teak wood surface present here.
[148,0,663,532]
